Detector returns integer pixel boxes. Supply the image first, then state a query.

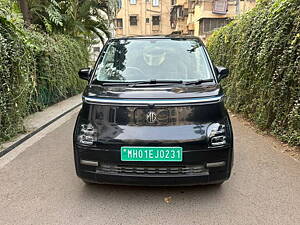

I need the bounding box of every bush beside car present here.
[207,0,300,146]
[0,18,88,144]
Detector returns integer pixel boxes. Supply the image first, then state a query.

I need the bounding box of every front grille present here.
[97,164,209,176]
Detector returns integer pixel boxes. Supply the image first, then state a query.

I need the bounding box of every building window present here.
[212,0,228,15]
[130,0,136,4]
[188,30,194,35]
[129,16,138,26]
[117,0,122,8]
[199,18,230,34]
[152,16,160,25]
[115,18,123,28]
[171,0,176,5]
[177,7,183,17]
[153,0,159,6]
[146,18,150,23]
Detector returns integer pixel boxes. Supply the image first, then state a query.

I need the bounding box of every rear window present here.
[93,38,213,83]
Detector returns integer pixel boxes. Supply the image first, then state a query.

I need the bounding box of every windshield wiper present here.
[129,80,183,87]
[97,81,132,86]
[184,79,214,85]
[95,80,183,86]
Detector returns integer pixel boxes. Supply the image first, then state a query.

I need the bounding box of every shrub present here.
[207,0,300,146]
[0,18,88,144]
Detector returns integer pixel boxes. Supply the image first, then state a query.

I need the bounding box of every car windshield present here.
[92,38,214,83]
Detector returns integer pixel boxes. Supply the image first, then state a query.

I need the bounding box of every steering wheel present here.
[125,67,146,80]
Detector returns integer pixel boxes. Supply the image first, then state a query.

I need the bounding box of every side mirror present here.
[78,68,91,81]
[216,66,229,81]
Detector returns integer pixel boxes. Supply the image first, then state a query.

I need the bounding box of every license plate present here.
[121,146,183,162]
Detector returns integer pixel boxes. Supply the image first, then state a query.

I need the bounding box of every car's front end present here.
[73,36,233,186]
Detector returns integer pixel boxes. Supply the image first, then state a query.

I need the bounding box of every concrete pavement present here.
[0,112,299,225]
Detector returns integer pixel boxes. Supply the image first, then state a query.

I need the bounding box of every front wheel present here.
[209,181,224,186]
[82,179,95,185]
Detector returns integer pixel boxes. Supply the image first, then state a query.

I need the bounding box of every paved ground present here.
[0,113,299,225]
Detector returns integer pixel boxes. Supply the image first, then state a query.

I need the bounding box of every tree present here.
[28,0,115,43]
[18,0,32,25]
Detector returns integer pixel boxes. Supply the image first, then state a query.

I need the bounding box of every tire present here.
[209,181,224,186]
[82,179,95,185]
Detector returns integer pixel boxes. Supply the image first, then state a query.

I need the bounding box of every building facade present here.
[173,0,256,41]
[114,0,174,36]
[113,0,256,41]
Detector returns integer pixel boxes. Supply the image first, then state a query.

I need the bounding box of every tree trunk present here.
[18,0,32,26]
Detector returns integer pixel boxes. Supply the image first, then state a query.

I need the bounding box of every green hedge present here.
[0,18,88,144]
[207,0,300,146]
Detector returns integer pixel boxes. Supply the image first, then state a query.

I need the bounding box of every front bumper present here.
[74,143,233,186]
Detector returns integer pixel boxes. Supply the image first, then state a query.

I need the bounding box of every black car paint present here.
[73,36,233,186]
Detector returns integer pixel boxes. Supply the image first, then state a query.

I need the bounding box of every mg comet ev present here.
[73,36,234,186]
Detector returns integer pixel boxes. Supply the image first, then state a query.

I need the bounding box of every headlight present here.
[77,123,97,145]
[207,123,227,147]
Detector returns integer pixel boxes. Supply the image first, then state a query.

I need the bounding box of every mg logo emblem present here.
[146,111,157,124]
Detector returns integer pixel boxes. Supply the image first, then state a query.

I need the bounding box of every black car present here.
[73,36,233,186]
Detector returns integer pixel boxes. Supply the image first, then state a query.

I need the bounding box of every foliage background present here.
[207,0,300,146]
[0,5,88,144]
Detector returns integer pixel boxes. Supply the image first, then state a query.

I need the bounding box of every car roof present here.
[110,35,204,45]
